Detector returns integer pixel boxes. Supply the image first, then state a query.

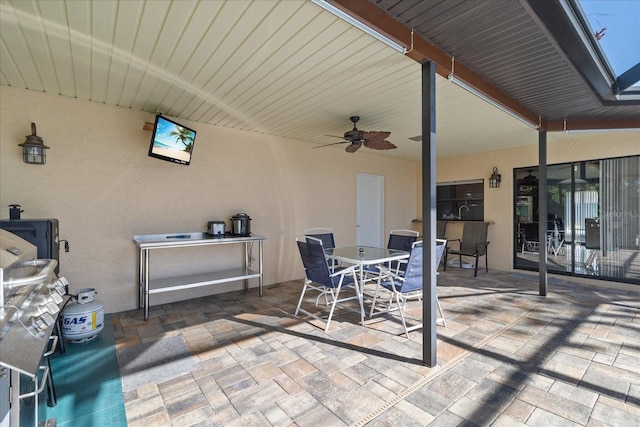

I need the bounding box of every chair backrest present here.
[296,240,333,287]
[522,222,539,242]
[437,221,448,239]
[460,222,489,254]
[304,227,335,249]
[387,229,419,251]
[585,218,600,249]
[400,240,447,293]
[304,235,324,246]
[399,242,423,293]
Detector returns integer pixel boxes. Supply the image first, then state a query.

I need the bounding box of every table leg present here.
[143,249,149,321]
[259,240,263,296]
[244,242,249,291]
[138,248,144,309]
[355,277,364,326]
[357,265,368,312]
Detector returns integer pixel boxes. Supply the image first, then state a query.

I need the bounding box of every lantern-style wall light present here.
[18,123,49,164]
[489,166,501,188]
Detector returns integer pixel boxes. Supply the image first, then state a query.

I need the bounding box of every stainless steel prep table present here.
[134,233,266,320]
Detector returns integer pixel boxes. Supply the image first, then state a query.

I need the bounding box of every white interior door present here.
[357,173,384,247]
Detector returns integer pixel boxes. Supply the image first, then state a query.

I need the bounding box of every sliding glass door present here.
[514,155,639,284]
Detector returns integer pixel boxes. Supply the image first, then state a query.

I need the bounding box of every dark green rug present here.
[43,314,126,426]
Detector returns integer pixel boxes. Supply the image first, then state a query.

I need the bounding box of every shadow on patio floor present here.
[113,267,640,426]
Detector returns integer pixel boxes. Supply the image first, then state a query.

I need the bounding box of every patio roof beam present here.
[614,63,640,95]
[546,118,640,132]
[329,0,541,130]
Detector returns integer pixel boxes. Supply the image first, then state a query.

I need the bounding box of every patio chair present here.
[304,227,335,249]
[362,229,419,280]
[520,222,540,254]
[584,218,600,273]
[369,240,447,338]
[546,219,565,256]
[305,227,339,271]
[295,238,363,333]
[386,229,419,274]
[303,236,346,306]
[437,220,448,239]
[443,221,490,277]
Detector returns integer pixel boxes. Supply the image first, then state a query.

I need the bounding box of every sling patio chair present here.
[294,238,363,333]
[304,227,340,271]
[362,229,419,282]
[386,229,420,274]
[369,240,447,338]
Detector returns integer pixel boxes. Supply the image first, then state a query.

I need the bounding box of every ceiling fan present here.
[315,116,397,153]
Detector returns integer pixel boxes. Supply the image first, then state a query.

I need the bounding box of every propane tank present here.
[61,288,104,343]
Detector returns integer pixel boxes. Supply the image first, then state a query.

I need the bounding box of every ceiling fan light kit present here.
[316,116,397,153]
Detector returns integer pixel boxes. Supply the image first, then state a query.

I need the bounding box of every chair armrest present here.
[375,265,405,282]
[329,264,358,278]
[474,241,490,255]
[446,239,461,249]
[443,239,458,256]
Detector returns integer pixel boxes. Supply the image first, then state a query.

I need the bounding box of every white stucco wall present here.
[0,87,417,313]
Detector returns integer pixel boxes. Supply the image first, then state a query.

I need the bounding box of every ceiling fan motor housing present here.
[344,116,362,141]
[344,129,363,141]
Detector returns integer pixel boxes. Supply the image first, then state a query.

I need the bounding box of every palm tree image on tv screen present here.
[148,115,196,165]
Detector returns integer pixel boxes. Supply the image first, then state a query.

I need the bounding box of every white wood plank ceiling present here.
[0,0,538,160]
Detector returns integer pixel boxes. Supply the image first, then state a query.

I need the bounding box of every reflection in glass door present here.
[567,162,600,274]
[514,156,639,284]
[515,164,572,274]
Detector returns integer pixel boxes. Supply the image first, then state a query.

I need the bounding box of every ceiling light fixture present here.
[518,170,538,186]
[448,58,539,129]
[311,0,406,54]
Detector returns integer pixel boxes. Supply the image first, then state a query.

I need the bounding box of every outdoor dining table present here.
[326,245,410,284]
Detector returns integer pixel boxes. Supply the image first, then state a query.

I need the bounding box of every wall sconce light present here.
[18,123,49,164]
[489,167,501,188]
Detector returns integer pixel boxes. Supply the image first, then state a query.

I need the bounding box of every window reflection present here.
[437,181,484,221]
[514,156,639,284]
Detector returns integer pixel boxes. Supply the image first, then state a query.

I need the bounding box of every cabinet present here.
[134,233,266,320]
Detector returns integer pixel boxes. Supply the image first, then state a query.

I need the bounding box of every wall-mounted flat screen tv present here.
[148,115,196,165]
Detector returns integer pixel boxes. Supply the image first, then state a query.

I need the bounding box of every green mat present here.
[43,314,126,427]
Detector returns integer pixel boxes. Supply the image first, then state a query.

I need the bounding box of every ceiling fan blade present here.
[313,140,349,149]
[365,139,397,150]
[320,117,391,153]
[345,143,362,153]
[362,131,391,142]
